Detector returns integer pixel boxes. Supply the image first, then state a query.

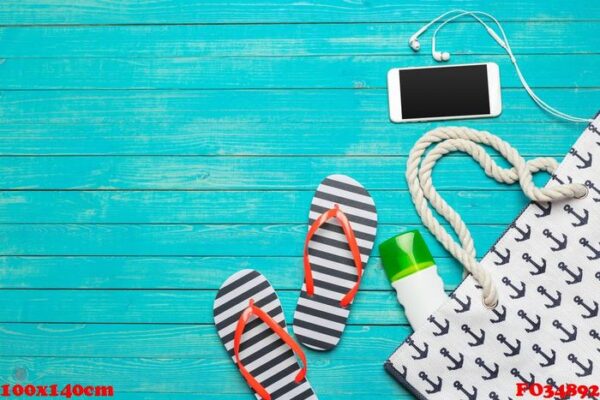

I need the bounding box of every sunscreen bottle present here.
[379,230,449,330]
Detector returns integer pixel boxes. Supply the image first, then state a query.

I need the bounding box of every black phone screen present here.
[399,65,490,119]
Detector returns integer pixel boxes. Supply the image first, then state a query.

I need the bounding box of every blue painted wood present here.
[0,190,532,223]
[0,289,410,324]
[0,1,598,398]
[2,90,594,126]
[0,118,587,156]
[0,0,597,24]
[0,324,410,357]
[0,55,598,89]
[0,89,595,157]
[0,223,507,257]
[0,256,466,290]
[0,355,411,397]
[0,155,556,189]
[0,22,598,58]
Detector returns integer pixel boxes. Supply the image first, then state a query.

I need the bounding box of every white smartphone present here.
[387,62,502,123]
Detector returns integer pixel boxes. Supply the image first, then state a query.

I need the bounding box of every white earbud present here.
[431,37,450,61]
[408,36,421,52]
[432,50,450,62]
[407,9,466,53]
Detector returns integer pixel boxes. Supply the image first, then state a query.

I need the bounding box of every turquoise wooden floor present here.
[0,1,598,399]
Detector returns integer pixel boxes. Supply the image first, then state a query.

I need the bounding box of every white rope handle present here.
[406,126,587,307]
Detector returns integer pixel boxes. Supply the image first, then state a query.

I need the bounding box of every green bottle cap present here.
[379,230,435,283]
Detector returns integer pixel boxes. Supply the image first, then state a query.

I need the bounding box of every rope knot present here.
[406,126,584,308]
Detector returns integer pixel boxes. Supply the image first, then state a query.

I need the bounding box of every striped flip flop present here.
[214,269,318,400]
[293,174,377,351]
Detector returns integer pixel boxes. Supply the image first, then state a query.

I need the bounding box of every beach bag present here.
[386,114,600,400]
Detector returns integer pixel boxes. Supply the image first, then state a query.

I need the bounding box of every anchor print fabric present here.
[386,114,600,400]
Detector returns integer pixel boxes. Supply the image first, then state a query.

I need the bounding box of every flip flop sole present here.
[214,269,317,400]
[293,174,378,351]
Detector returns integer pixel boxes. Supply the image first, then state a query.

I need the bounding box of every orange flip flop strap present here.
[303,204,363,307]
[234,299,308,400]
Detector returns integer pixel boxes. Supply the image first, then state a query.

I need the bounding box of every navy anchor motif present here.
[590,329,600,352]
[589,123,600,135]
[532,343,556,367]
[496,333,521,357]
[542,229,568,251]
[461,324,485,346]
[418,371,442,394]
[522,253,546,275]
[557,261,583,285]
[451,293,472,313]
[440,347,464,370]
[584,180,600,202]
[489,304,507,324]
[547,378,571,400]
[563,204,589,227]
[552,174,573,185]
[510,368,535,385]
[579,237,600,260]
[597,271,600,282]
[489,392,515,400]
[490,246,510,265]
[510,222,531,242]
[568,353,594,377]
[517,309,541,332]
[454,380,477,400]
[398,365,407,379]
[537,285,562,308]
[547,377,597,400]
[475,357,499,380]
[405,337,429,360]
[574,295,599,318]
[428,315,450,336]
[533,201,552,217]
[553,319,577,342]
[569,147,593,169]
[502,277,526,299]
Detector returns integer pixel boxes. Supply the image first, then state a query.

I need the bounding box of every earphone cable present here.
[427,10,592,123]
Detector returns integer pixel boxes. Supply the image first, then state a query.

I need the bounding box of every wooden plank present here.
[0,0,597,25]
[0,190,531,223]
[0,55,597,89]
[0,223,507,257]
[0,156,559,190]
[0,90,594,157]
[0,119,587,157]
[0,120,588,157]
[0,324,410,358]
[0,289,409,325]
[1,22,598,58]
[0,355,409,396]
[0,325,412,397]
[0,255,464,290]
[1,89,595,125]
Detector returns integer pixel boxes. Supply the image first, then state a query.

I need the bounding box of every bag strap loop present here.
[406,127,587,308]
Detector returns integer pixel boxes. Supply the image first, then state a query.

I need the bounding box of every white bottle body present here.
[391,265,449,330]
